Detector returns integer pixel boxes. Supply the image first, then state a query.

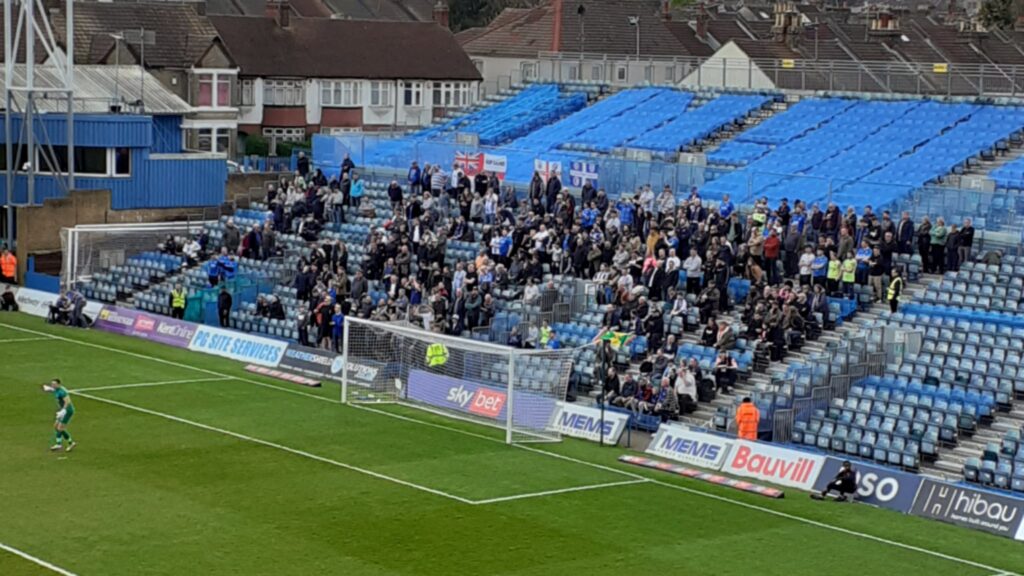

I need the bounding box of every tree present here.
[980,0,1014,29]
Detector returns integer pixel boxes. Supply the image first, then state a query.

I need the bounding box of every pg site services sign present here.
[548,402,629,445]
[813,457,922,513]
[645,424,734,469]
[187,325,287,368]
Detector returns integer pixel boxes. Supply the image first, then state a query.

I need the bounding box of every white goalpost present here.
[341,316,577,444]
[60,221,208,288]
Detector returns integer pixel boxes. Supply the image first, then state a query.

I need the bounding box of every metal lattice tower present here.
[3,0,75,248]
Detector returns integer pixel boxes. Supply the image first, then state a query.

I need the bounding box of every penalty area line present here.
[470,479,650,506]
[0,542,79,576]
[73,390,478,506]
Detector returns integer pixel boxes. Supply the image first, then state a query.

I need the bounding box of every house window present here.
[591,65,602,80]
[241,79,254,106]
[616,65,628,81]
[521,62,537,80]
[567,64,579,81]
[644,66,654,82]
[369,81,392,107]
[321,80,361,107]
[196,71,232,108]
[432,82,471,108]
[263,79,305,106]
[263,127,305,142]
[403,82,423,107]
[665,66,676,83]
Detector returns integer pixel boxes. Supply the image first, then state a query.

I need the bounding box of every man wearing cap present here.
[814,461,858,502]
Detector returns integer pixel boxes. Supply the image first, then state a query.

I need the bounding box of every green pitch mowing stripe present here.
[2,314,1023,576]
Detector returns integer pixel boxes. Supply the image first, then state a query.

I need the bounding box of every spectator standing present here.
[0,247,16,284]
[929,217,947,274]
[217,286,232,327]
[169,284,187,319]
[959,217,974,268]
[887,267,904,314]
[736,397,760,440]
[897,212,914,254]
[408,162,422,196]
[713,351,738,394]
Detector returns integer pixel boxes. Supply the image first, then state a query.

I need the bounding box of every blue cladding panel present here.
[151,116,183,153]
[134,155,227,209]
[2,114,152,147]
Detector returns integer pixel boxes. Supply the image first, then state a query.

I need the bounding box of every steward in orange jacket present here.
[0,248,16,284]
[736,397,760,441]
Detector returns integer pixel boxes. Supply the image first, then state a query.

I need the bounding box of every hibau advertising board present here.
[15,287,103,320]
[911,479,1024,540]
[547,402,629,445]
[645,424,734,470]
[278,343,382,385]
[93,305,196,348]
[187,324,287,368]
[721,440,826,490]
[813,457,923,513]
[406,369,556,430]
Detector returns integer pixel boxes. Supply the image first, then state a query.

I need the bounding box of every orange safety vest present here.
[736,403,760,440]
[0,253,15,279]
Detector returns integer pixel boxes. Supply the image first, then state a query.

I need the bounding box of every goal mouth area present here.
[341,317,576,445]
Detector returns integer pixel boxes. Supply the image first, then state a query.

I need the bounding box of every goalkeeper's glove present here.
[56,409,67,420]
[42,385,54,392]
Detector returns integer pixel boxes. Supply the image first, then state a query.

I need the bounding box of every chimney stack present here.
[696,4,708,39]
[265,0,290,27]
[433,1,450,28]
[661,0,672,21]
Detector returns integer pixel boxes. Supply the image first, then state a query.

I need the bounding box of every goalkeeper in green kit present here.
[42,378,76,452]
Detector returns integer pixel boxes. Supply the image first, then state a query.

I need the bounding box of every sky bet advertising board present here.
[187,325,287,368]
[645,424,734,470]
[813,457,923,513]
[406,370,556,430]
[547,402,629,445]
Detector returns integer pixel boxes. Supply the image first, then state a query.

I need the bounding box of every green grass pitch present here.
[1,312,1022,576]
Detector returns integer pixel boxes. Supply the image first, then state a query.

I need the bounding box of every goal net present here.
[342,316,576,444]
[60,221,206,288]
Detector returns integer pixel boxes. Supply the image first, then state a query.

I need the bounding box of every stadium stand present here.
[75,83,1024,496]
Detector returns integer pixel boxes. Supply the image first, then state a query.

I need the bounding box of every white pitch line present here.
[470,479,649,506]
[0,337,51,343]
[71,377,232,393]
[73,390,477,506]
[0,542,79,576]
[4,321,1019,576]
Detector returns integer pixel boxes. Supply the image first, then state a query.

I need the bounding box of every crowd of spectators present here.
[148,153,986,423]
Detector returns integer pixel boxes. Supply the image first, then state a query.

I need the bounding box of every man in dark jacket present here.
[296,151,310,178]
[217,286,233,328]
[813,461,857,501]
[959,217,975,269]
[545,172,562,214]
[896,211,915,254]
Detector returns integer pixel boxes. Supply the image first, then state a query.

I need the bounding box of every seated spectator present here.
[674,365,697,414]
[715,321,736,351]
[700,318,717,347]
[613,374,637,408]
[602,367,621,404]
[713,351,738,394]
[654,376,679,422]
[0,285,17,311]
